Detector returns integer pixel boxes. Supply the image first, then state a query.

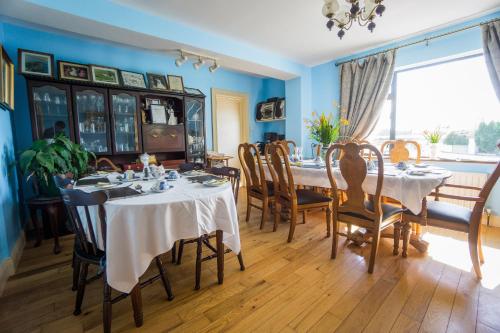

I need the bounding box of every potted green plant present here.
[19,134,95,196]
[423,128,442,159]
[305,110,349,161]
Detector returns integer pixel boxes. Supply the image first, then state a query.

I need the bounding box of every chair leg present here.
[393,222,402,256]
[237,251,245,271]
[273,202,280,232]
[326,206,332,238]
[30,207,43,248]
[478,224,485,264]
[402,222,411,258]
[216,230,225,284]
[48,206,61,254]
[287,207,297,243]
[74,262,89,315]
[130,284,143,327]
[103,274,112,333]
[176,240,185,265]
[260,197,268,230]
[331,217,339,259]
[155,256,175,300]
[171,241,177,264]
[195,238,203,290]
[246,196,252,222]
[302,211,306,224]
[468,232,482,279]
[72,255,81,291]
[368,230,381,274]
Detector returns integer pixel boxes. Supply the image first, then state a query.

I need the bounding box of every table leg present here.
[48,206,61,254]
[130,284,143,327]
[409,223,429,253]
[30,206,43,247]
[216,230,224,285]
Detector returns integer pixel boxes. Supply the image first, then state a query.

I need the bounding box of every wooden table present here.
[207,155,233,167]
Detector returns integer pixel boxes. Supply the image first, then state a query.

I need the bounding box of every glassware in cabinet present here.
[110,91,140,154]
[185,97,206,163]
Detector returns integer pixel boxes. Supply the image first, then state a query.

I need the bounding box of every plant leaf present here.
[19,150,36,173]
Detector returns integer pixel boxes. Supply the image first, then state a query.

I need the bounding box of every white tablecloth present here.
[263,161,451,215]
[76,175,240,293]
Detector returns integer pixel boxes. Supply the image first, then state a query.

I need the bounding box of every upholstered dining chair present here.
[265,142,332,242]
[176,166,245,290]
[380,139,421,164]
[59,187,174,333]
[95,157,122,172]
[178,162,205,172]
[326,142,405,273]
[238,143,274,229]
[403,161,500,279]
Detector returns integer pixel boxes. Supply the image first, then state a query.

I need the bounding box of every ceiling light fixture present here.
[322,0,386,39]
[209,61,220,73]
[193,57,205,70]
[175,52,188,67]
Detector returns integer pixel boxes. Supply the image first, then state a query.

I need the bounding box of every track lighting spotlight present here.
[175,52,188,67]
[209,61,220,73]
[193,57,205,70]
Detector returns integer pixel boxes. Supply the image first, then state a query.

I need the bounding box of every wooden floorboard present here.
[1,190,500,333]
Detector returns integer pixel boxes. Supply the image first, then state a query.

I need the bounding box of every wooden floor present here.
[2,194,500,333]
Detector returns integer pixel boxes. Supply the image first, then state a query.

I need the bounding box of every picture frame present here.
[184,87,203,96]
[120,70,147,89]
[274,98,286,119]
[147,73,168,91]
[1,46,15,110]
[150,104,167,124]
[145,98,161,109]
[18,49,54,77]
[256,101,275,121]
[90,65,120,85]
[58,61,91,82]
[167,75,184,92]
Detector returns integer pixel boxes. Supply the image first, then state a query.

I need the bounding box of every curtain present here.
[339,50,396,141]
[482,21,500,100]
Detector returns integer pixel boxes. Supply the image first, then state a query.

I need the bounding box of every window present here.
[368,53,500,161]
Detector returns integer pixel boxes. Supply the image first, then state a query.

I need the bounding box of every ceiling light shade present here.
[209,61,220,73]
[175,53,188,67]
[322,0,338,18]
[193,57,205,70]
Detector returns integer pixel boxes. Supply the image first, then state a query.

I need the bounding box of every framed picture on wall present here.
[150,104,167,124]
[167,75,184,92]
[58,61,91,82]
[120,70,147,89]
[18,49,54,77]
[90,65,120,85]
[274,98,285,119]
[1,46,15,110]
[147,73,168,91]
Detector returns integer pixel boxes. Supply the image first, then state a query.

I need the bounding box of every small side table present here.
[207,155,233,168]
[27,196,63,254]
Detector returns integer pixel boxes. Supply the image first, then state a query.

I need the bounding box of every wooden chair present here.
[276,139,297,155]
[176,166,245,290]
[265,142,332,242]
[178,162,205,172]
[403,161,500,279]
[238,143,274,229]
[326,142,404,273]
[60,188,174,333]
[380,140,421,164]
[95,157,122,172]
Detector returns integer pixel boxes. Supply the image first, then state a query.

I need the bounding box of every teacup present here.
[167,170,180,180]
[396,161,408,170]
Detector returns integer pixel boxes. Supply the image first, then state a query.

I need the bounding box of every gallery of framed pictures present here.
[17,48,200,95]
[1,46,15,110]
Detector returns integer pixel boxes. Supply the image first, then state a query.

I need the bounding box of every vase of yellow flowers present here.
[305,111,349,162]
[424,128,442,159]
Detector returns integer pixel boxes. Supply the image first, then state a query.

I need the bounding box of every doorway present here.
[211,89,249,169]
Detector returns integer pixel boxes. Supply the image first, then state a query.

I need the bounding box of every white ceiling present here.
[112,0,500,66]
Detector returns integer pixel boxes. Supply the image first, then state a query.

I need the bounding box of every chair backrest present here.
[206,166,241,204]
[380,140,421,163]
[179,162,205,172]
[276,140,297,156]
[96,157,122,172]
[326,142,384,222]
[60,188,108,256]
[53,173,74,189]
[238,143,268,196]
[474,161,500,217]
[265,142,296,204]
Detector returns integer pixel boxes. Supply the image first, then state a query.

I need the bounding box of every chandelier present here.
[322,0,386,39]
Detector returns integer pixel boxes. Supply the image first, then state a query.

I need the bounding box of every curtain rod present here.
[334,17,500,66]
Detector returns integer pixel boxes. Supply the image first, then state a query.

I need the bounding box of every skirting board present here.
[0,232,26,296]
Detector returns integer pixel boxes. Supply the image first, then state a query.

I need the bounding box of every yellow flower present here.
[340,118,349,126]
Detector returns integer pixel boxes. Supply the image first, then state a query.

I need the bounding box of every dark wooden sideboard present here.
[24,75,206,167]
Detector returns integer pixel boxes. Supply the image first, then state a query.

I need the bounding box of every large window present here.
[368,53,500,161]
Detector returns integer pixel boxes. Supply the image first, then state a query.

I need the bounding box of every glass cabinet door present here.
[110,92,140,154]
[74,88,111,154]
[185,97,205,163]
[31,84,72,140]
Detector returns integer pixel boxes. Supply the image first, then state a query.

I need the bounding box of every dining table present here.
[263,159,452,251]
[74,172,241,294]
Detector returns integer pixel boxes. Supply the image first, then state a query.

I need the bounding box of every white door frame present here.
[211,88,250,152]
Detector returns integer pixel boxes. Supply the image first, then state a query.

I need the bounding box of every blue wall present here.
[0,22,22,261]
[0,19,286,154]
[310,11,500,214]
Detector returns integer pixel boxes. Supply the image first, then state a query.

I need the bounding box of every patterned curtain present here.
[482,21,500,100]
